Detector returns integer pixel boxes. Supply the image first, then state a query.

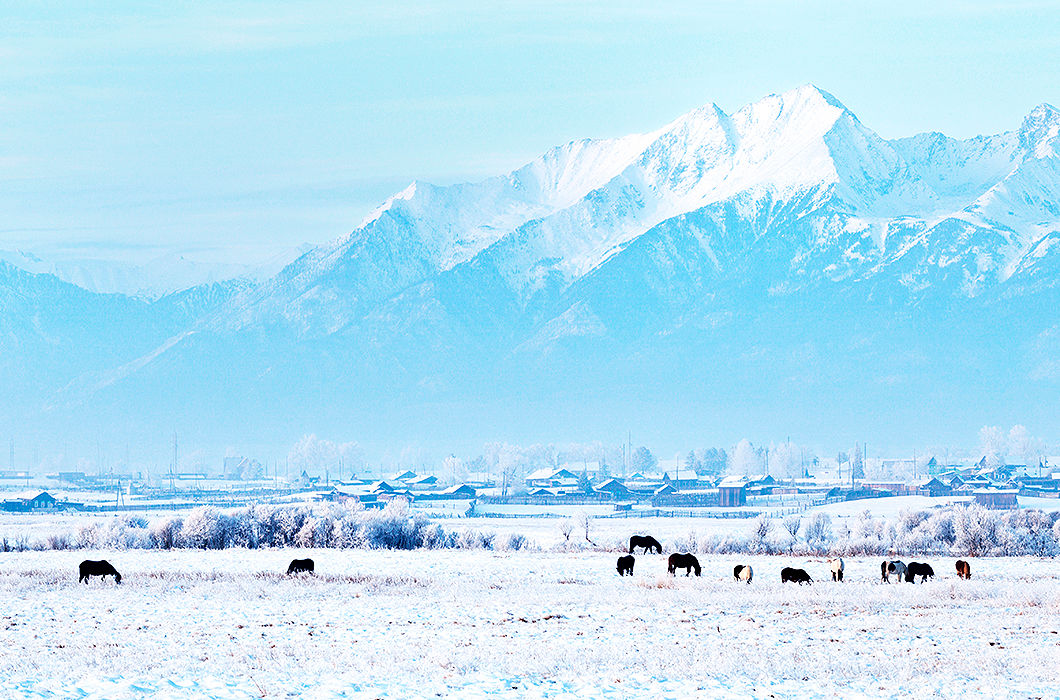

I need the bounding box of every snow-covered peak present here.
[1019,103,1060,158]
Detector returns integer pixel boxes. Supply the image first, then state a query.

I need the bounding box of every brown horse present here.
[955,560,971,579]
[667,553,701,576]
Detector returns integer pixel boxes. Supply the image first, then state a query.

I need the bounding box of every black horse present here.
[781,567,812,584]
[667,553,701,577]
[905,562,934,583]
[286,558,315,575]
[733,564,753,583]
[628,535,662,555]
[616,555,635,576]
[79,560,122,584]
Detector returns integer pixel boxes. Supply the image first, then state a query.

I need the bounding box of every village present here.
[2,451,1057,518]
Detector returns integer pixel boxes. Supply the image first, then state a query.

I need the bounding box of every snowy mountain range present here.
[4,85,1060,454]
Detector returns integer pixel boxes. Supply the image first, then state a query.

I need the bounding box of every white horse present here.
[829,557,844,582]
[734,564,753,583]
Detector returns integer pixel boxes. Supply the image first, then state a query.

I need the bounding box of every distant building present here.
[717,476,748,507]
[918,477,952,497]
[974,489,1019,509]
[524,468,579,489]
[1,491,60,512]
[594,478,631,500]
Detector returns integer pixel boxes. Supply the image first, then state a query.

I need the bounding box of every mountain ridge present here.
[4,86,1060,453]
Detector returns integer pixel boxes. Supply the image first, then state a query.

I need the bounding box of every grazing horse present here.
[886,560,906,583]
[616,555,635,576]
[781,567,812,584]
[628,535,663,555]
[905,562,934,583]
[829,557,844,582]
[956,560,971,580]
[733,564,753,583]
[286,558,315,575]
[667,553,701,577]
[78,560,122,584]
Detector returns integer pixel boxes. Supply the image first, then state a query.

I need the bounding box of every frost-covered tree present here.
[851,444,865,483]
[1008,425,1045,471]
[804,512,832,551]
[288,434,365,480]
[748,515,774,554]
[954,504,1001,556]
[978,426,1007,469]
[442,455,466,484]
[726,439,760,476]
[559,518,574,542]
[782,515,801,551]
[182,507,225,549]
[769,442,801,479]
[573,511,594,544]
[629,446,657,472]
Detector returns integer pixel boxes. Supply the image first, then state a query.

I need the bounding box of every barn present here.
[717,476,748,507]
[973,489,1019,509]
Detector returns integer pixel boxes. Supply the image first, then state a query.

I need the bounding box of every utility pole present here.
[170,432,178,491]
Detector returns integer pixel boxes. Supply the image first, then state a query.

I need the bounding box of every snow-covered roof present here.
[525,468,557,481]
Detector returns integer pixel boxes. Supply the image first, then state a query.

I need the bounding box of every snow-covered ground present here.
[2,548,1058,698]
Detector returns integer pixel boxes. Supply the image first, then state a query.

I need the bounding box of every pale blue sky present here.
[1,1,1058,261]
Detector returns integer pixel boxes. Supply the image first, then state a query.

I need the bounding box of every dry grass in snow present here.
[1,550,1058,698]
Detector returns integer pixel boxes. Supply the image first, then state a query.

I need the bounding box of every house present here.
[406,475,438,490]
[717,476,748,507]
[918,477,952,498]
[440,484,476,498]
[524,468,579,489]
[1,491,60,512]
[594,478,631,500]
[389,470,418,483]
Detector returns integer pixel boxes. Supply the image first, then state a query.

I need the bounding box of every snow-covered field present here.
[2,548,1059,699]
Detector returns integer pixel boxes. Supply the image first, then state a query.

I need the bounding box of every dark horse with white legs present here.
[667,553,701,576]
[287,558,315,575]
[78,560,122,584]
[628,535,662,555]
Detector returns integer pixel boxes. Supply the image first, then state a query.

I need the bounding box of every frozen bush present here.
[804,512,833,552]
[420,524,454,549]
[45,534,72,550]
[149,517,183,550]
[748,515,775,554]
[75,525,98,549]
[954,504,1001,557]
[182,507,226,549]
[497,532,528,552]
[672,530,699,554]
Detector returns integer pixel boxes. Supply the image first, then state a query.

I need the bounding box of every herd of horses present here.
[74,537,973,586]
[620,536,973,584]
